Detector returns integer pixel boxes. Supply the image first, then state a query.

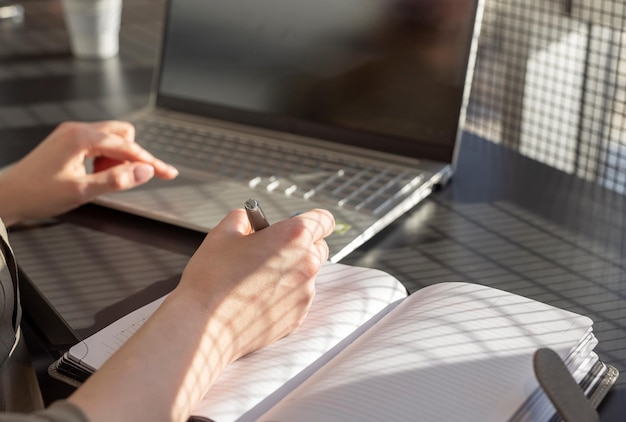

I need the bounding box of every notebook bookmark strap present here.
[533,348,599,422]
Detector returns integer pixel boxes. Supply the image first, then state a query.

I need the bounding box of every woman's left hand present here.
[0,120,178,226]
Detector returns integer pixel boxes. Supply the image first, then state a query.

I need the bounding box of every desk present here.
[1,0,625,420]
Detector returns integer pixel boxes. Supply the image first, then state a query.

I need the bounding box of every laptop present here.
[96,0,483,262]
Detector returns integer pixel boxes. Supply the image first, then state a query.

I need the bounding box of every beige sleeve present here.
[0,401,89,422]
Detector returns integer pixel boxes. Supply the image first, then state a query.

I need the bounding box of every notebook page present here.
[191,263,407,421]
[68,263,407,420]
[260,282,593,422]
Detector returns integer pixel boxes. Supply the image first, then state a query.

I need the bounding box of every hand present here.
[177,207,335,362]
[69,208,335,422]
[0,120,178,226]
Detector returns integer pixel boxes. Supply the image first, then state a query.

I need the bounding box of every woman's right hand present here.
[70,207,335,422]
[175,207,335,363]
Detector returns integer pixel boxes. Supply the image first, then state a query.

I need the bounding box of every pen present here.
[245,198,270,232]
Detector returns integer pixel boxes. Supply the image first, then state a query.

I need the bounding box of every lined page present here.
[260,282,593,422]
[68,262,407,421]
[192,263,407,421]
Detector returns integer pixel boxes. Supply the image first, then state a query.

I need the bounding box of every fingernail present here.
[134,164,155,183]
[168,165,179,176]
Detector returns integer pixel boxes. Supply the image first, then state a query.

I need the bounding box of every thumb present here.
[212,209,252,237]
[84,163,155,198]
[130,163,155,185]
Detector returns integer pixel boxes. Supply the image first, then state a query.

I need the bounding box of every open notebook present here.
[95,0,485,262]
[50,262,617,422]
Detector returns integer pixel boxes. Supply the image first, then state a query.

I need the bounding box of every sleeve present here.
[0,401,89,422]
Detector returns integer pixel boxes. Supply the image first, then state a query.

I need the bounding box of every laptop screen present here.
[156,0,479,163]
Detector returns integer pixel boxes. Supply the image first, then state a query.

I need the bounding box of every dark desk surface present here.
[2,0,626,420]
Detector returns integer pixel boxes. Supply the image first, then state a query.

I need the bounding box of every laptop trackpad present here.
[96,176,323,232]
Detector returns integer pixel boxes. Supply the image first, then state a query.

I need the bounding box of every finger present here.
[88,121,136,142]
[81,162,156,199]
[86,132,178,179]
[85,133,156,162]
[211,209,251,237]
[313,239,330,266]
[292,209,335,242]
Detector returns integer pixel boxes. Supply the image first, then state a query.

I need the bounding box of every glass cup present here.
[61,0,122,59]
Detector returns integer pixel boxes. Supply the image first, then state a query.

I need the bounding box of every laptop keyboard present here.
[133,117,425,215]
